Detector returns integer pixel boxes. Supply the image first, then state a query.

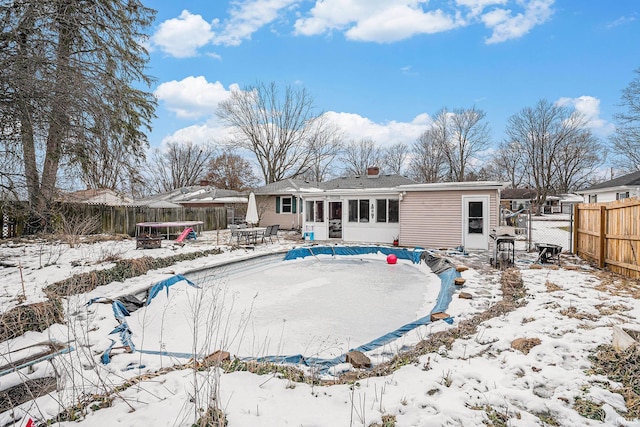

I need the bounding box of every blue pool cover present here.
[98,246,462,371]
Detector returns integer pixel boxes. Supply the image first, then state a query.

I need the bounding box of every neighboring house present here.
[579,171,640,203]
[558,193,583,214]
[136,181,247,222]
[500,188,537,211]
[63,188,133,206]
[500,188,563,214]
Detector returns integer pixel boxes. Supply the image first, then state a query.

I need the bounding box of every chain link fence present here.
[501,205,574,254]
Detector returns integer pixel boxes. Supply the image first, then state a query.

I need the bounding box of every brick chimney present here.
[367,166,380,178]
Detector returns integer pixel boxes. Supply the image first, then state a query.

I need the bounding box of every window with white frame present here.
[348,199,370,222]
[305,200,324,222]
[376,199,399,223]
[616,191,630,200]
[276,196,297,214]
[589,194,597,203]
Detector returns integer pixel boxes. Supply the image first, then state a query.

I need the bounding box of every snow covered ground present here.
[1,224,639,427]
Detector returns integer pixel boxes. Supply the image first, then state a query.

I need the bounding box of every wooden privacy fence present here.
[574,198,640,278]
[1,202,227,238]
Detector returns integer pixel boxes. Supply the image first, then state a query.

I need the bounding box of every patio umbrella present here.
[245,192,259,226]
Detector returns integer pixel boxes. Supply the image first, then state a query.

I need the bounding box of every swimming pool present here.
[100,246,458,369]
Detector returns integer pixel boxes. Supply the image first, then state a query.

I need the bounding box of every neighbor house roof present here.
[579,171,640,193]
[136,186,246,206]
[63,188,133,206]
[500,188,538,200]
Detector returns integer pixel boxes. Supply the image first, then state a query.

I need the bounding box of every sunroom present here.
[302,189,401,244]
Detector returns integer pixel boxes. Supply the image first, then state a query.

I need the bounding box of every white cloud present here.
[295,1,461,42]
[482,0,554,44]
[154,76,239,119]
[294,0,553,44]
[556,96,615,137]
[605,14,637,29]
[345,6,459,43]
[160,122,234,147]
[152,10,216,58]
[456,0,508,17]
[213,0,299,46]
[324,111,430,147]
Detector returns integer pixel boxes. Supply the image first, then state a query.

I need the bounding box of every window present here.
[376,199,399,223]
[305,201,314,222]
[348,200,358,222]
[468,201,483,234]
[348,199,370,222]
[389,199,399,223]
[617,192,629,200]
[376,200,387,223]
[281,197,292,213]
[305,200,324,222]
[315,201,324,222]
[359,200,369,222]
[276,196,297,214]
[589,194,598,203]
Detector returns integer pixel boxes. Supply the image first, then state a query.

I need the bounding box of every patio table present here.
[236,227,267,245]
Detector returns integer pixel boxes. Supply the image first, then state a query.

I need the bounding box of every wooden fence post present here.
[598,205,606,269]
[572,204,579,254]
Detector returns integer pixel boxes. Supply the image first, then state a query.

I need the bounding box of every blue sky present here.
[142,0,639,156]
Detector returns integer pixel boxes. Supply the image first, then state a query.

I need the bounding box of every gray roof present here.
[580,171,640,192]
[138,186,245,203]
[320,174,416,190]
[252,178,321,195]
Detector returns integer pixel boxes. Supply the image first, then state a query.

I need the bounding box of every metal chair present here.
[261,225,274,243]
[269,224,280,242]
[228,224,241,244]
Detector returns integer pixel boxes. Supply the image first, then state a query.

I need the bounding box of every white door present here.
[463,196,489,250]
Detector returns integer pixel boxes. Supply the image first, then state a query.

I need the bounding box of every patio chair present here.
[269,224,280,242]
[260,225,274,243]
[228,224,241,244]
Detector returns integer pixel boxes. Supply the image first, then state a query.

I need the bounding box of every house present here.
[63,188,133,206]
[579,171,640,203]
[500,188,537,211]
[500,188,563,214]
[135,182,247,223]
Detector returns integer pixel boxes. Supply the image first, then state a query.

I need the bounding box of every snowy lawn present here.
[0,229,639,426]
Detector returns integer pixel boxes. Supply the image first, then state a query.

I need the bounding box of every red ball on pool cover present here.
[387,254,397,264]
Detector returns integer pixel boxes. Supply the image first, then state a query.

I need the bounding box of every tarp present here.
[99,249,462,373]
[284,245,424,264]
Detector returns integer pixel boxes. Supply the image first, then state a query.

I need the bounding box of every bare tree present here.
[409,128,446,183]
[491,140,526,188]
[204,149,260,191]
[434,106,491,182]
[339,138,384,175]
[217,81,327,184]
[506,99,592,214]
[0,0,156,231]
[383,143,409,175]
[611,67,640,172]
[552,131,604,193]
[146,141,215,193]
[301,116,344,182]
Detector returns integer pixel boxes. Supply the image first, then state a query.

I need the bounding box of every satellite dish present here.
[180,188,188,194]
